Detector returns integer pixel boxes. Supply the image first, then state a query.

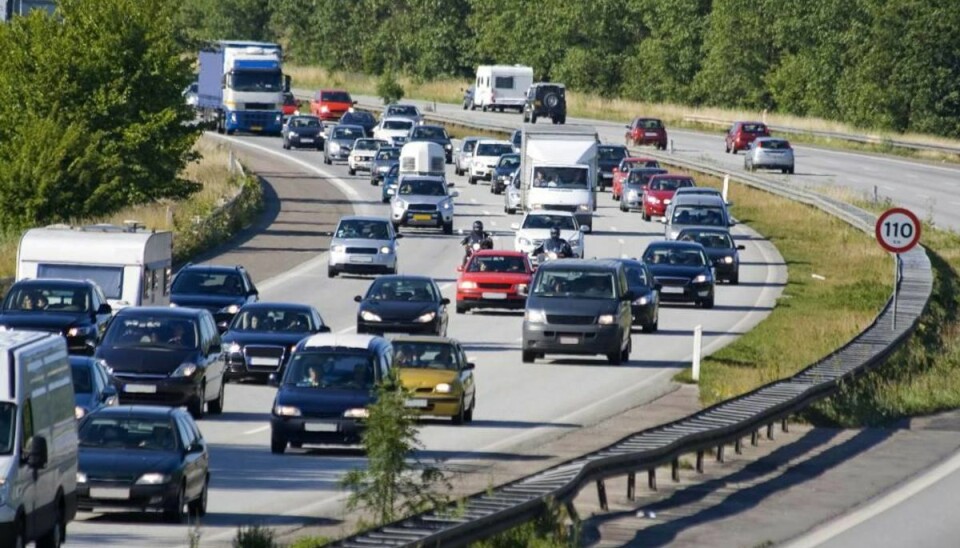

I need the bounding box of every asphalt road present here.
[64,131,784,546]
[348,93,960,232]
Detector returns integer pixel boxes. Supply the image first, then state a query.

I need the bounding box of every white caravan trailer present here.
[473,65,534,112]
[399,141,446,176]
[16,223,174,310]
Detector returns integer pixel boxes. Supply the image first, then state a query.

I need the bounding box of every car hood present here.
[527,297,620,316]
[79,448,181,480]
[373,160,400,170]
[398,368,458,390]
[704,248,738,261]
[222,331,312,347]
[170,294,244,311]
[460,272,531,284]
[360,301,438,321]
[395,195,451,206]
[0,311,87,331]
[494,166,519,178]
[410,137,451,147]
[517,229,580,242]
[96,346,198,375]
[352,148,378,156]
[645,189,677,200]
[331,236,393,247]
[647,264,710,280]
[288,127,322,136]
[276,386,373,415]
[328,138,355,148]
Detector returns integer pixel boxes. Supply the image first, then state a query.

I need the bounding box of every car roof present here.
[339,215,391,223]
[599,144,627,150]
[89,405,179,419]
[754,136,787,142]
[525,210,575,218]
[301,333,385,351]
[289,114,320,120]
[178,264,243,273]
[649,174,694,180]
[319,88,350,94]
[238,301,313,311]
[382,116,414,123]
[625,156,658,162]
[476,139,512,146]
[333,124,365,132]
[414,124,445,130]
[472,249,527,258]
[69,355,98,366]
[646,240,706,250]
[677,227,731,236]
[117,306,204,318]
[538,258,623,271]
[13,278,96,288]
[371,274,434,283]
[673,194,725,204]
[389,335,457,345]
[462,136,483,142]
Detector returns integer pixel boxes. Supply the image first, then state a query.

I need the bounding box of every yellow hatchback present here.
[392,336,476,424]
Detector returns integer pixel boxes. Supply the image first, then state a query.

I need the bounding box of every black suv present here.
[170,264,259,331]
[0,278,112,354]
[523,83,567,125]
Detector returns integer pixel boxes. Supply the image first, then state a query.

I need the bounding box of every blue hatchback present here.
[381,164,400,203]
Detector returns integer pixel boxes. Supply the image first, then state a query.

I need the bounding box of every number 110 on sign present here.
[875,208,921,254]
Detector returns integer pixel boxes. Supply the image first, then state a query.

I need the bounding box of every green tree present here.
[177,0,273,47]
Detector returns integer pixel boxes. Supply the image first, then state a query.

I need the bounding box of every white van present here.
[400,141,446,177]
[472,65,533,113]
[17,223,174,311]
[0,331,78,547]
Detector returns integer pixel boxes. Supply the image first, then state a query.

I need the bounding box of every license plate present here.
[662,286,685,294]
[90,487,130,500]
[251,126,263,132]
[124,384,157,394]
[559,336,579,345]
[304,422,338,432]
[412,214,432,221]
[350,256,374,263]
[482,292,507,300]
[602,173,613,179]
[645,131,659,137]
[300,138,313,143]
[405,399,429,408]
[249,357,280,366]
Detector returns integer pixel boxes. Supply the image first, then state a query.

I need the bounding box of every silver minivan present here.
[329,216,402,278]
[663,194,735,240]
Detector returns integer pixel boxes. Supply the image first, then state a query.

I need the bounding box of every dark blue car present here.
[642,241,716,308]
[70,356,119,420]
[170,264,259,331]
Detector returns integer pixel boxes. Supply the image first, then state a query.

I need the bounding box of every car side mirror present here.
[283,75,291,93]
[465,362,476,370]
[440,298,451,306]
[210,342,222,354]
[352,100,358,105]
[26,436,48,469]
[318,325,332,333]
[510,223,520,230]
[456,264,463,272]
[97,303,112,315]
[268,373,279,387]
[353,295,363,303]
[188,442,204,454]
[394,234,404,239]
[579,225,589,233]
[737,245,746,250]
[654,282,663,291]
[449,190,460,198]
[728,220,737,227]
[624,125,630,129]
[101,386,117,401]
[622,290,635,301]
[659,217,667,223]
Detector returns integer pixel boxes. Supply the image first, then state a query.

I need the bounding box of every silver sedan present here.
[328,216,401,278]
[744,137,795,174]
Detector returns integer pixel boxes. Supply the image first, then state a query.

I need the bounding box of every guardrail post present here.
[722,175,730,203]
[767,423,775,440]
[691,325,703,381]
[648,469,657,491]
[596,480,608,511]
[696,451,704,473]
[627,472,636,501]
[734,438,743,454]
[782,418,790,433]
[716,444,725,463]
[669,139,675,154]
[671,459,680,482]
[565,501,579,523]
[751,430,759,446]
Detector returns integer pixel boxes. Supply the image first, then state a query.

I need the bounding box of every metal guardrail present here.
[332,103,934,548]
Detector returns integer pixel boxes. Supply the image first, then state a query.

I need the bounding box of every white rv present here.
[399,141,446,176]
[17,223,174,310]
[472,65,534,112]
[0,331,78,547]
[521,124,599,230]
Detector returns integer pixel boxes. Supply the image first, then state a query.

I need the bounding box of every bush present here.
[233,525,277,548]
[376,72,405,105]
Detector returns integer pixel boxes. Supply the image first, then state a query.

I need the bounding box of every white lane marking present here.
[243,425,270,435]
[483,210,491,215]
[471,198,478,203]
[611,226,618,231]
[337,326,354,335]
[782,449,960,548]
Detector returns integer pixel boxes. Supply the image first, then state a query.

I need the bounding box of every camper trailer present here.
[472,65,534,113]
[399,141,446,177]
[16,223,174,310]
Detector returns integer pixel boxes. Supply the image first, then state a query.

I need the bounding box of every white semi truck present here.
[520,124,600,230]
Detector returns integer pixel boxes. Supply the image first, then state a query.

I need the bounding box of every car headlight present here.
[647,196,660,203]
[328,142,340,152]
[76,472,87,484]
[394,199,408,210]
[379,245,392,254]
[172,363,198,377]
[66,325,96,337]
[360,310,382,322]
[531,203,543,210]
[578,204,590,211]
[598,314,615,325]
[332,244,346,252]
[459,281,477,290]
[220,304,240,314]
[274,405,301,417]
[320,105,330,112]
[135,473,171,485]
[435,383,453,394]
[442,200,453,210]
[169,302,178,307]
[343,408,369,419]
[518,237,531,247]
[693,274,708,283]
[517,283,528,293]
[723,256,734,264]
[525,310,546,323]
[444,143,452,150]
[75,406,86,420]
[415,311,437,323]
[227,342,242,354]
[628,191,637,199]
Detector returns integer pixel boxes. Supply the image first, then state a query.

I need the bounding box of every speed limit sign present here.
[875,208,921,254]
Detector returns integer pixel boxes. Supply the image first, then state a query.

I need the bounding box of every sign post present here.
[875,208,921,331]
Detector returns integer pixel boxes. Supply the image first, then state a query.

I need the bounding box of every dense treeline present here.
[181,0,960,137]
[0,0,197,232]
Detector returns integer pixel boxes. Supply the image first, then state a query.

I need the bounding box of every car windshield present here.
[467,254,527,273]
[476,143,513,157]
[511,132,521,146]
[3,284,91,313]
[230,307,316,333]
[0,403,13,454]
[336,219,391,240]
[532,270,616,299]
[229,70,282,92]
[462,140,477,153]
[413,127,447,139]
[79,416,179,451]
[742,123,767,133]
[354,140,379,151]
[759,140,790,150]
[395,342,459,370]
[387,165,399,176]
[497,154,520,168]
[71,363,93,394]
[598,147,627,161]
[333,127,364,140]
[383,120,413,130]
[283,93,297,105]
[397,178,446,196]
[644,247,708,267]
[679,231,734,249]
[342,112,374,125]
[376,148,401,161]
[622,159,660,170]
[531,167,588,189]
[172,271,245,296]
[522,214,576,230]
[628,169,667,185]
[290,117,320,128]
[649,178,694,191]
[624,266,650,287]
[671,206,726,226]
[366,278,437,301]
[636,119,664,129]
[284,351,375,390]
[321,91,352,103]
[102,315,199,350]
[388,105,419,116]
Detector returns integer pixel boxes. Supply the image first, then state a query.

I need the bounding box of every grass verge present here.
[287,66,960,164]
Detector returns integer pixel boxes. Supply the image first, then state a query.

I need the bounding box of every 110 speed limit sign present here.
[875,208,921,254]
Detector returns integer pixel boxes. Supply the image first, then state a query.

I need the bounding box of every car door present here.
[455,344,475,407]
[617,269,633,340]
[201,314,225,400]
[174,415,205,499]
[92,286,112,338]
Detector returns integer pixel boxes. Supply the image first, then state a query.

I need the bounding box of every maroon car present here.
[725,121,770,154]
[625,117,668,150]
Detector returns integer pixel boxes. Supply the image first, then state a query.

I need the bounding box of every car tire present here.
[443,222,454,235]
[468,176,477,185]
[521,351,536,363]
[370,178,378,186]
[163,482,187,523]
[290,441,303,448]
[452,397,466,425]
[12,518,24,548]
[189,476,209,518]
[481,104,487,113]
[643,316,659,333]
[464,396,475,422]
[559,117,566,125]
[620,200,627,212]
[607,348,623,366]
[642,210,651,222]
[506,206,516,215]
[456,303,467,314]
[530,113,537,124]
[207,380,225,415]
[324,156,332,165]
[788,167,795,174]
[621,337,632,363]
[327,267,337,278]
[700,296,715,309]
[282,141,289,150]
[730,272,740,285]
[188,385,205,419]
[348,167,356,176]
[392,222,401,233]
[36,499,63,548]
[270,433,287,455]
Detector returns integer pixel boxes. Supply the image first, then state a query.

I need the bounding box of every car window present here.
[628,169,668,185]
[354,140,379,150]
[366,278,437,302]
[413,127,446,139]
[102,314,199,349]
[522,214,576,230]
[388,105,419,116]
[336,219,390,240]
[671,206,726,226]
[172,270,245,296]
[333,126,363,139]
[383,120,413,130]
[531,166,587,189]
[80,416,179,451]
[462,140,477,153]
[397,178,446,196]
[284,351,375,390]
[532,270,616,299]
[759,139,790,150]
[643,247,708,267]
[476,143,514,157]
[625,266,649,287]
[742,123,767,133]
[650,178,694,191]
[637,119,664,129]
[598,147,627,161]
[71,363,93,394]
[231,307,315,332]
[467,255,527,273]
[291,117,320,128]
[3,283,92,313]
[497,155,520,168]
[678,231,734,249]
[394,341,460,370]
[376,148,401,160]
[174,415,194,448]
[321,91,352,103]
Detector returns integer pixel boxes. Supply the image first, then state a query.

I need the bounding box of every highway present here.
[64,129,785,546]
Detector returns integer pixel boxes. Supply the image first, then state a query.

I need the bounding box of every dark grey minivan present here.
[521,259,634,365]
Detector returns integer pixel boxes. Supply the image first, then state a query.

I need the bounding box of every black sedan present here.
[282,115,324,150]
[222,302,330,382]
[340,110,378,137]
[677,227,745,284]
[355,276,450,336]
[491,153,520,195]
[597,145,628,191]
[408,125,454,163]
[642,241,716,308]
[616,259,660,331]
[77,406,209,523]
[71,356,119,420]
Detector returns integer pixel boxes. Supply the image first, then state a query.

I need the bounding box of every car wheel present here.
[370,178,378,186]
[188,385,205,419]
[642,210,651,222]
[521,351,536,363]
[35,499,63,548]
[621,337,632,363]
[207,380,225,414]
[481,104,488,112]
[324,156,332,165]
[270,433,287,454]
[12,518,24,548]
[620,200,627,212]
[327,267,337,278]
[348,167,356,176]
[559,117,566,125]
[530,114,537,124]
[788,167,795,174]
[730,272,740,285]
[464,395,475,422]
[443,222,453,235]
[506,207,516,215]
[392,222,401,233]
[290,441,303,448]
[607,348,623,366]
[700,295,715,309]
[468,176,477,185]
[163,482,187,523]
[189,476,209,518]
[452,397,466,425]
[644,315,659,333]
[456,303,467,314]
[282,140,289,150]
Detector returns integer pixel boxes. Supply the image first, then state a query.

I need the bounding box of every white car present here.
[348,138,389,176]
[374,117,415,146]
[511,211,585,258]
[468,140,515,185]
[383,103,423,125]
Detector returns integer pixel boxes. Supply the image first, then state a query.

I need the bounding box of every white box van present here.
[0,331,78,547]
[17,223,174,311]
[472,65,533,113]
[521,124,599,230]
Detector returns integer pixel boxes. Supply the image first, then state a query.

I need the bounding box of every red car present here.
[641,174,695,221]
[625,117,668,149]
[725,121,770,154]
[282,92,299,116]
[612,157,661,200]
[310,89,354,121]
[455,250,533,314]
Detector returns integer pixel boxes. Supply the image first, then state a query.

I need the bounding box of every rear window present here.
[321,91,352,103]
[388,105,419,116]
[758,140,790,150]
[671,206,727,227]
[467,254,527,273]
[412,126,447,139]
[649,178,694,191]
[636,119,664,129]
[598,146,628,161]
[476,143,513,157]
[4,283,92,313]
[742,123,767,133]
[172,271,245,296]
[376,148,401,160]
[383,120,413,130]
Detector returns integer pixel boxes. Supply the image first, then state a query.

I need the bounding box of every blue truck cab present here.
[198,40,290,136]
